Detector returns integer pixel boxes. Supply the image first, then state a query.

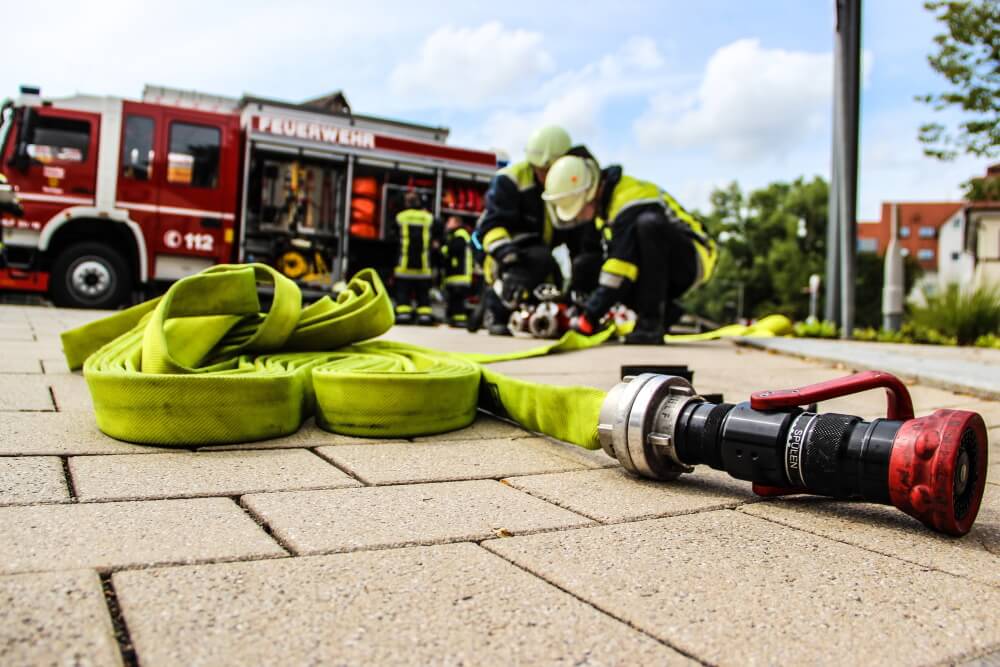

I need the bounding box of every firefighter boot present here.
[395,305,415,325]
[416,306,435,326]
[625,304,666,345]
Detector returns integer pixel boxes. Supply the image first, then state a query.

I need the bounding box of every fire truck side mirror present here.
[10,107,34,172]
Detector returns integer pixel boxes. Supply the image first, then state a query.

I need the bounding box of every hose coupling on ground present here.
[598,373,698,481]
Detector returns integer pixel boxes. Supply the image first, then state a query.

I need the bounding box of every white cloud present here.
[635,39,835,162]
[388,22,554,109]
[452,36,674,159]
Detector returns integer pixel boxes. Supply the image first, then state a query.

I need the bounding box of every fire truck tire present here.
[50,242,132,309]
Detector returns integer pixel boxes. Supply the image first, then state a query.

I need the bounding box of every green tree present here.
[685,177,829,323]
[917,0,1000,161]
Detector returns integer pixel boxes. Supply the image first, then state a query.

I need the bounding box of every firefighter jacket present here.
[585,166,717,318]
[395,208,436,278]
[442,227,474,287]
[477,146,598,259]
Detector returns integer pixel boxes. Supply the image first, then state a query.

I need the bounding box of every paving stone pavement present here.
[1,303,998,666]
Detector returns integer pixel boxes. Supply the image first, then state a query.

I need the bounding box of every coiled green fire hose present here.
[61,264,615,448]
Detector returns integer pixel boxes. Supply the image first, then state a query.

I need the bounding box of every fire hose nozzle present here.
[598,371,989,536]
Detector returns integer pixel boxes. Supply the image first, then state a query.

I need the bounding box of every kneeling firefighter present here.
[542,156,717,345]
[392,191,439,325]
[474,126,603,335]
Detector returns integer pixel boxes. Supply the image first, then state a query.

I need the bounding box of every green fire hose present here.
[61,264,614,448]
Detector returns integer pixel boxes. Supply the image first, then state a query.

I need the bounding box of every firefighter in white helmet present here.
[542,156,717,345]
[473,126,603,335]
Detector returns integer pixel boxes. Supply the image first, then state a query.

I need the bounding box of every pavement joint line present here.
[100,572,139,667]
[11,549,291,577]
[930,642,1000,667]
[306,447,369,485]
[235,495,295,556]
[60,456,78,501]
[734,505,1000,589]
[476,541,716,667]
[498,475,761,524]
[47,385,59,411]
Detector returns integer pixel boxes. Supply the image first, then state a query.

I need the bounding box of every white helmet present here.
[542,156,600,227]
[524,126,572,168]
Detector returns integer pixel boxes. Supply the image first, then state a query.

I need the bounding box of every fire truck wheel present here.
[50,242,132,309]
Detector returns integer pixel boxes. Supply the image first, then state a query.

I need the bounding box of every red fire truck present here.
[0,85,498,307]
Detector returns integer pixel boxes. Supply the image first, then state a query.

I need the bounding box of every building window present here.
[121,115,154,181]
[918,226,936,238]
[918,248,935,261]
[952,252,960,261]
[167,122,220,188]
[26,115,90,163]
[899,226,910,238]
[857,238,878,253]
[900,247,910,257]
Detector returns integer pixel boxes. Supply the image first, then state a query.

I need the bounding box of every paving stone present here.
[198,418,408,451]
[114,543,687,666]
[0,354,42,374]
[71,449,359,501]
[0,328,34,342]
[0,374,54,411]
[741,492,1000,588]
[47,376,94,411]
[413,413,534,441]
[40,358,72,375]
[0,498,285,574]
[0,457,68,505]
[244,480,593,554]
[0,411,162,456]
[486,510,1000,666]
[505,466,758,523]
[0,569,121,667]
[317,437,596,485]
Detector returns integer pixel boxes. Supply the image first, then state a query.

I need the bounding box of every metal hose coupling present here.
[598,373,697,481]
[597,371,990,536]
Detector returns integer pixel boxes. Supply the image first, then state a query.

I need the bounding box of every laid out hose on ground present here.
[61,264,612,448]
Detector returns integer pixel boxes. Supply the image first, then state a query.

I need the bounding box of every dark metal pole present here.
[825,15,842,325]
[837,0,862,338]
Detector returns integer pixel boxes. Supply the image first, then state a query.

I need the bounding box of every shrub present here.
[794,320,838,338]
[910,284,1000,345]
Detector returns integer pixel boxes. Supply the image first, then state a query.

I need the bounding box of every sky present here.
[3,0,993,220]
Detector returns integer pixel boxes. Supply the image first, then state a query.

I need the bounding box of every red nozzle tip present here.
[889,410,988,536]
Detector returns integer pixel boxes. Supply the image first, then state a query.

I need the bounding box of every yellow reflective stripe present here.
[445,275,472,285]
[416,306,433,315]
[396,209,433,225]
[607,175,662,222]
[483,227,511,250]
[422,224,430,272]
[396,222,410,273]
[395,268,432,277]
[498,161,537,190]
[454,228,471,242]
[601,258,638,282]
[395,304,414,313]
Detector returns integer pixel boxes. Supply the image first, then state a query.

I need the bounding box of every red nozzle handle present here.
[750,370,915,421]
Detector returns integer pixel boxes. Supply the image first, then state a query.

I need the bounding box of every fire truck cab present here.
[0,85,498,308]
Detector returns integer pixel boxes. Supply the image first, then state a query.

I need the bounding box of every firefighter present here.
[440,215,474,327]
[393,191,437,326]
[542,155,717,345]
[474,125,602,335]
